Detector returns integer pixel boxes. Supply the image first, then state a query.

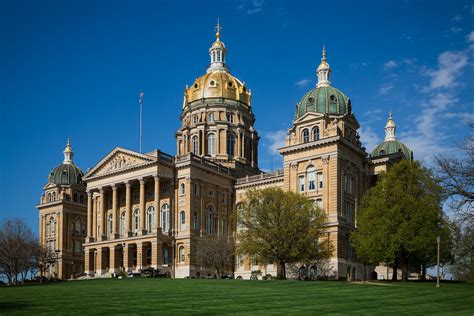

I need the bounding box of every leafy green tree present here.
[351,160,451,281]
[450,222,474,281]
[236,188,331,280]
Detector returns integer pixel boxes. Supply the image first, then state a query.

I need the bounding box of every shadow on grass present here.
[0,301,31,312]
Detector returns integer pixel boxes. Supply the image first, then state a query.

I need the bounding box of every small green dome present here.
[48,163,84,185]
[370,140,413,160]
[295,86,351,119]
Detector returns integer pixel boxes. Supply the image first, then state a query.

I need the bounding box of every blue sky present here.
[1,0,473,232]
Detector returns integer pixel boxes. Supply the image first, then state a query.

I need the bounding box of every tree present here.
[434,123,473,224]
[450,221,474,281]
[0,218,38,285]
[195,236,235,278]
[236,188,331,280]
[351,160,452,281]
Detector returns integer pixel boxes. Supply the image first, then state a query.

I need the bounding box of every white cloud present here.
[247,0,264,14]
[403,58,417,65]
[423,50,469,91]
[467,31,474,43]
[379,83,393,95]
[450,26,463,33]
[295,79,311,87]
[264,129,287,156]
[444,112,474,123]
[384,60,398,70]
[451,15,462,22]
[358,126,381,152]
[363,109,382,117]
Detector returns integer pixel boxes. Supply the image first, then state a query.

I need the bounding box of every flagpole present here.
[139,92,144,153]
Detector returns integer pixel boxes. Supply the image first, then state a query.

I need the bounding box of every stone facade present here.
[36,25,410,280]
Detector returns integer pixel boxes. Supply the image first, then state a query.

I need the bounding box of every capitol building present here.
[36,24,412,280]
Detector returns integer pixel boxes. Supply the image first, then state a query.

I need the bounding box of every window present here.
[180,210,186,230]
[206,205,216,235]
[191,135,199,154]
[344,174,353,194]
[52,192,56,201]
[302,129,310,143]
[193,211,199,230]
[120,211,126,236]
[194,183,200,196]
[212,51,216,62]
[207,133,216,155]
[222,192,227,204]
[299,176,305,192]
[208,112,214,122]
[47,193,52,202]
[146,248,152,266]
[221,217,227,236]
[50,217,56,236]
[315,199,323,209]
[313,126,320,141]
[161,204,170,233]
[307,166,316,191]
[226,113,234,123]
[163,247,169,265]
[180,183,186,195]
[208,190,214,197]
[147,206,155,232]
[79,194,84,204]
[74,219,82,235]
[134,209,140,232]
[227,133,235,156]
[193,115,199,124]
[73,193,78,202]
[317,172,323,190]
[108,214,113,236]
[179,246,185,263]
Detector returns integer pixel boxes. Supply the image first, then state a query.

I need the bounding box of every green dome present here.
[48,163,84,185]
[370,140,413,161]
[295,86,351,119]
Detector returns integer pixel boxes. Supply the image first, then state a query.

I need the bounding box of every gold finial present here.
[322,44,327,61]
[215,18,222,41]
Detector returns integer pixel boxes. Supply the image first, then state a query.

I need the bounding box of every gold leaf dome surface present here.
[185,71,251,107]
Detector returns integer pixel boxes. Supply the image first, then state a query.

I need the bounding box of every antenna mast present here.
[139,91,144,153]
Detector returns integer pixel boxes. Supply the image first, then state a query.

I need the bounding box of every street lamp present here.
[436,236,441,288]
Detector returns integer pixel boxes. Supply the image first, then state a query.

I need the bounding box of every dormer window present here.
[208,113,214,122]
[302,129,310,143]
[209,80,216,87]
[193,115,199,124]
[227,114,234,124]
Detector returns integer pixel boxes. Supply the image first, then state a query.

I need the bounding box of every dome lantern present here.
[207,19,229,74]
[48,140,84,185]
[316,46,331,88]
[384,110,396,142]
[63,139,74,164]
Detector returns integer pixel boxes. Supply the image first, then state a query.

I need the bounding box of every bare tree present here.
[435,123,473,224]
[33,245,54,280]
[0,218,37,285]
[195,236,235,278]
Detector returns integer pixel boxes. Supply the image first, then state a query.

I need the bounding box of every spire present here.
[63,139,74,164]
[207,19,228,73]
[316,45,331,88]
[384,111,397,141]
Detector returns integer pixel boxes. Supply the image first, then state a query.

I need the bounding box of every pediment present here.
[83,147,156,179]
[43,182,57,190]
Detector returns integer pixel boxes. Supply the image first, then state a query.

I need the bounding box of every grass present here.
[0,279,473,315]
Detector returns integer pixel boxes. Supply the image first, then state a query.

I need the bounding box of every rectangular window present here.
[194,184,200,197]
[308,172,316,191]
[317,172,323,190]
[316,199,323,209]
[299,176,305,192]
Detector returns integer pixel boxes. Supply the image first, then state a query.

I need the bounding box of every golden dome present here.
[184,71,251,107]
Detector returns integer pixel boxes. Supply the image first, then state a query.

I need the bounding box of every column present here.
[216,187,221,238]
[137,243,144,271]
[92,196,97,240]
[123,244,132,272]
[125,181,132,236]
[112,185,119,239]
[39,215,44,246]
[96,248,104,275]
[151,241,160,269]
[86,192,92,240]
[139,179,146,234]
[154,176,160,232]
[84,248,92,275]
[56,212,62,251]
[100,188,106,239]
[109,246,118,273]
[237,130,242,157]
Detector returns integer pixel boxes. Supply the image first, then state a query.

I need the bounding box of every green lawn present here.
[1,279,473,315]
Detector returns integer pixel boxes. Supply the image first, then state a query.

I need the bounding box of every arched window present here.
[180,183,186,195]
[180,210,186,230]
[52,192,56,201]
[179,246,185,263]
[146,248,152,266]
[207,133,216,155]
[120,211,126,236]
[205,205,216,235]
[108,214,113,236]
[193,211,199,230]
[79,194,84,204]
[134,209,140,232]
[47,193,52,202]
[161,204,170,233]
[208,113,214,122]
[227,133,235,156]
[227,113,234,123]
[191,135,199,154]
[50,217,56,236]
[307,166,316,191]
[163,247,169,265]
[212,51,216,63]
[302,129,310,143]
[244,136,250,160]
[46,218,51,236]
[313,126,320,141]
[147,206,155,232]
[74,219,82,235]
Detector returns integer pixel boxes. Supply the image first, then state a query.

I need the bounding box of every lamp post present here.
[436,236,441,288]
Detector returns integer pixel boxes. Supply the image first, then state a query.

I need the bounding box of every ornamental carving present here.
[96,153,148,175]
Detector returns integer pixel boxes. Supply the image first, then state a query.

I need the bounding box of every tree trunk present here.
[421,265,426,281]
[363,265,367,281]
[391,264,398,281]
[277,260,286,280]
[402,260,409,282]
